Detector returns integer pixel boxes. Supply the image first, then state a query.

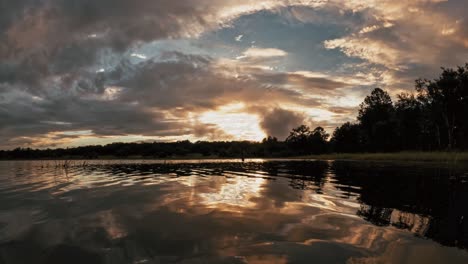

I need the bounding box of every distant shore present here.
[294,152,468,163]
[1,152,468,164]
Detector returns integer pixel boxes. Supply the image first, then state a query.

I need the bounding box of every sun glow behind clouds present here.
[3,0,467,149]
[198,103,266,141]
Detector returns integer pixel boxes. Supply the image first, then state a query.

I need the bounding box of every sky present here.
[1,0,468,149]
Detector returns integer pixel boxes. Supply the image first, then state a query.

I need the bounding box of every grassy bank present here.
[295,152,468,163]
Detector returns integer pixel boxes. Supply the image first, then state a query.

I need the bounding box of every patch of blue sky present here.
[198,9,365,73]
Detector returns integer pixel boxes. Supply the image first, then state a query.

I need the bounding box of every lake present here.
[0,160,467,264]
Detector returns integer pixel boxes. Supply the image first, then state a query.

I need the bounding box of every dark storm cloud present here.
[191,123,233,141]
[260,108,305,140]
[0,0,41,32]
[0,51,325,148]
[0,0,326,128]
[1,0,210,54]
[0,0,262,94]
[1,0,467,147]
[0,88,185,147]
[0,0,298,68]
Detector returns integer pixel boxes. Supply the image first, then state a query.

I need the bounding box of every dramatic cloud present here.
[322,0,468,89]
[1,0,466,148]
[0,52,330,147]
[260,108,305,140]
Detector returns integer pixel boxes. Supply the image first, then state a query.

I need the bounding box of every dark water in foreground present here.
[0,160,467,264]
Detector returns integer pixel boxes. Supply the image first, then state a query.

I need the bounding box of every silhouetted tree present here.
[331,122,363,153]
[261,136,286,156]
[262,136,278,144]
[285,125,329,154]
[286,125,314,155]
[309,127,329,154]
[358,88,397,152]
[416,64,468,150]
[394,93,425,150]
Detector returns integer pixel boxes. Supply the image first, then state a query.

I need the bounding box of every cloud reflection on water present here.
[0,160,467,263]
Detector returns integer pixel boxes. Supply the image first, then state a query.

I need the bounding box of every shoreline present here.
[293,152,468,163]
[1,152,467,163]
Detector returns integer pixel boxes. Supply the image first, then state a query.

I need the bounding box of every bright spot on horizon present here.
[198,103,266,141]
[2,0,467,148]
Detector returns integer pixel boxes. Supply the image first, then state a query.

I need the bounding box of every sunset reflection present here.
[199,176,266,211]
[0,160,467,263]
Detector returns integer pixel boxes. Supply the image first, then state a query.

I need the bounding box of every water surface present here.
[0,160,467,264]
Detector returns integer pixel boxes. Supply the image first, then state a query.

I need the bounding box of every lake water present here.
[0,160,467,264]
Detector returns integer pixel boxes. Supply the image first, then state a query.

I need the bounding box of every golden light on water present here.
[199,176,266,211]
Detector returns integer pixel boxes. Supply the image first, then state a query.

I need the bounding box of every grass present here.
[294,151,468,163]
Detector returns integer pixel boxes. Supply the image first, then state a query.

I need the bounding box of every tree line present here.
[332,64,468,152]
[282,64,468,154]
[1,64,467,159]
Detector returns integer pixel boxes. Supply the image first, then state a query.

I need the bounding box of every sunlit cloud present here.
[238,47,288,59]
[130,53,148,60]
[1,0,467,148]
[324,37,404,70]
